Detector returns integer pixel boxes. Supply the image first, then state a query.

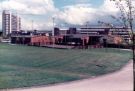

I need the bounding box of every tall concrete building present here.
[2,10,21,37]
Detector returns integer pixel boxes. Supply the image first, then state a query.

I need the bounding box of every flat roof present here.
[11,35,34,38]
[66,34,105,38]
[80,27,129,30]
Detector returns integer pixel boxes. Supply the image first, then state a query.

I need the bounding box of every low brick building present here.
[31,36,52,46]
[11,35,52,46]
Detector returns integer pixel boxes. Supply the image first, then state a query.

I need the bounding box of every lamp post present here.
[64,23,68,48]
[86,21,89,49]
[31,20,34,31]
[52,17,55,48]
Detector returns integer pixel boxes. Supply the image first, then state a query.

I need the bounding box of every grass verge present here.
[0,43,132,89]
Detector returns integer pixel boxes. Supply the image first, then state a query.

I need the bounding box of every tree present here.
[109,0,135,89]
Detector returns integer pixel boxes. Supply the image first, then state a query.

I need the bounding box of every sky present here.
[0,0,130,30]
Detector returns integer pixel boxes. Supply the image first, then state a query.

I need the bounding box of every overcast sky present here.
[0,0,127,30]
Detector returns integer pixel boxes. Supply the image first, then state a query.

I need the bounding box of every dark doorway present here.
[88,36,100,45]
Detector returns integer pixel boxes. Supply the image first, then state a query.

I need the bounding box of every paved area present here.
[8,61,133,91]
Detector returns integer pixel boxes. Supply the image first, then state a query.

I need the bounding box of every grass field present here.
[0,43,132,89]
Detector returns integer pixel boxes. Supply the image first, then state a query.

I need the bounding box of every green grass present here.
[0,43,132,89]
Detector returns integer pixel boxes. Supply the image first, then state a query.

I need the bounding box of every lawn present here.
[0,43,132,89]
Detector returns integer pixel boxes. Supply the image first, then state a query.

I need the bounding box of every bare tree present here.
[109,0,135,89]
